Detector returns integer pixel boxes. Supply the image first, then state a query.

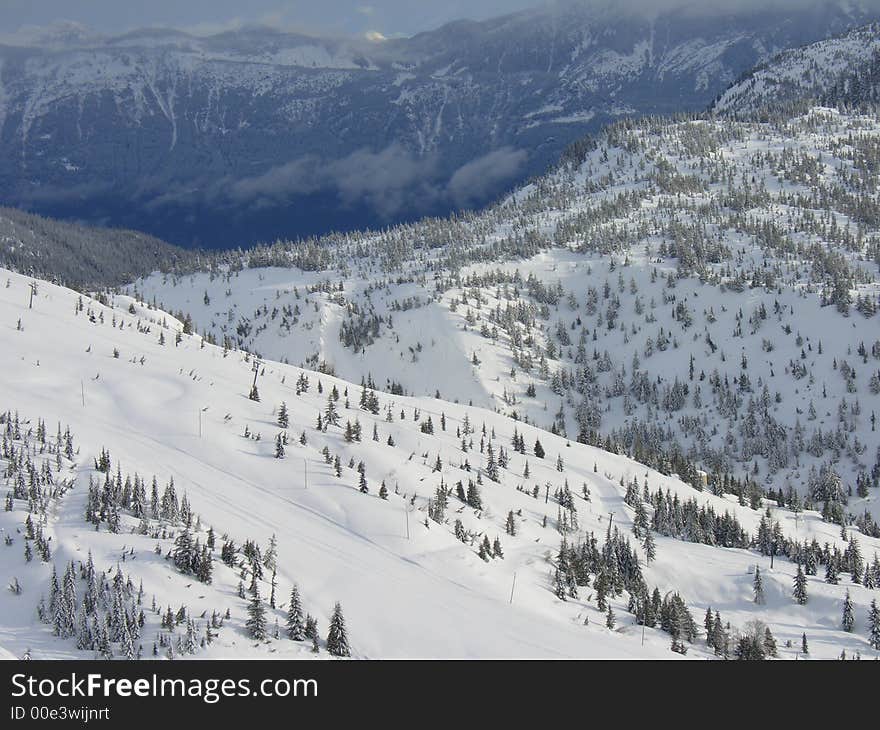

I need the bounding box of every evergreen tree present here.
[733,633,764,660]
[305,614,318,643]
[842,590,854,632]
[553,568,567,601]
[825,555,839,584]
[868,599,880,650]
[466,482,482,510]
[246,584,267,640]
[793,564,808,605]
[753,566,765,605]
[172,527,194,574]
[712,611,727,657]
[84,551,98,615]
[324,396,339,427]
[478,535,491,561]
[197,545,213,584]
[642,529,656,564]
[264,534,278,571]
[763,627,777,658]
[326,602,351,657]
[286,585,306,641]
[605,604,615,630]
[505,510,516,536]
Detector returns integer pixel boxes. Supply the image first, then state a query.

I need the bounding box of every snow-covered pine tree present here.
[763,627,777,658]
[868,599,880,650]
[246,584,267,640]
[842,590,854,632]
[753,566,765,605]
[505,510,516,536]
[793,564,808,605]
[326,602,351,657]
[286,585,306,641]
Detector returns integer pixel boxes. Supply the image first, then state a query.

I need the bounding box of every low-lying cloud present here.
[225,143,527,218]
[448,147,528,207]
[15,142,529,229]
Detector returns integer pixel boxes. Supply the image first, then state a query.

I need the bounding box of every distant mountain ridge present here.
[0,0,876,248]
[711,21,880,116]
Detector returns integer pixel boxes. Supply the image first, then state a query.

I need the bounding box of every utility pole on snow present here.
[252,358,261,389]
[247,356,262,401]
[199,406,208,437]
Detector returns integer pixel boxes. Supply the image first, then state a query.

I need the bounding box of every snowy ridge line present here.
[711,22,880,116]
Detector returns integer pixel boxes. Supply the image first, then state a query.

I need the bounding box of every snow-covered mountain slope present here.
[3,267,880,660]
[0,1,875,247]
[4,6,880,663]
[134,105,880,533]
[711,22,880,116]
[1,267,656,659]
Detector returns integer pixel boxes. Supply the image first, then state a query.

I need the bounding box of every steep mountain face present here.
[711,22,880,116]
[0,1,875,248]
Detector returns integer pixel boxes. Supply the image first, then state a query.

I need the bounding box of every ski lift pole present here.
[252,358,261,389]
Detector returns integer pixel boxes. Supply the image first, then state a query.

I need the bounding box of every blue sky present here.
[0,0,542,38]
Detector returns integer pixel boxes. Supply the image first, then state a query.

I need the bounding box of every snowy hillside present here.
[4,266,880,660]
[712,23,880,116]
[135,105,880,534]
[3,2,880,664]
